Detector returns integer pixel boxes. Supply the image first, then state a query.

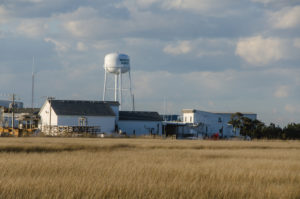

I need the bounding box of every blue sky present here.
[0,0,300,126]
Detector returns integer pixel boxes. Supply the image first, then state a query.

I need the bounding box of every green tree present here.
[283,123,300,139]
[261,123,282,139]
[251,119,265,138]
[228,112,243,136]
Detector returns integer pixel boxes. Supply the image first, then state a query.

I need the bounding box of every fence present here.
[42,125,101,136]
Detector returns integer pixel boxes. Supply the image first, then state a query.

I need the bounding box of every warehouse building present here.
[118,111,163,136]
[38,99,163,136]
[182,109,257,138]
[39,99,117,135]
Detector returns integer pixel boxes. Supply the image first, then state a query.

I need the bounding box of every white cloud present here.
[126,0,212,12]
[294,38,300,48]
[235,36,284,66]
[58,7,103,38]
[61,14,130,39]
[15,0,44,2]
[251,0,283,4]
[268,6,300,29]
[274,85,289,98]
[122,0,239,17]
[76,42,88,51]
[160,0,238,16]
[64,20,87,37]
[17,20,48,37]
[0,6,10,24]
[135,0,160,7]
[163,38,234,58]
[163,41,192,55]
[44,37,70,53]
[162,0,213,12]
[251,0,274,3]
[285,104,300,113]
[197,50,224,57]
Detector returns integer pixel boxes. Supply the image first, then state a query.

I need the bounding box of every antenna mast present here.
[31,56,35,109]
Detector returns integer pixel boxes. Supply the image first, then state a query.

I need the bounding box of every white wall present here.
[39,101,58,126]
[39,100,116,133]
[57,115,115,133]
[183,110,257,137]
[183,113,194,123]
[118,120,162,136]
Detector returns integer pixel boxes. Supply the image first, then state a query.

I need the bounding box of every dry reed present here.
[0,138,299,199]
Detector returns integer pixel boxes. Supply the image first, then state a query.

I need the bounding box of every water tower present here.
[102,53,133,110]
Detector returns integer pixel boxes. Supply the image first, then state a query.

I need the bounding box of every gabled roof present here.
[14,108,40,114]
[102,101,120,106]
[119,111,162,121]
[48,100,115,116]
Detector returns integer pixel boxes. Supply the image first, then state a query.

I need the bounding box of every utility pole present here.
[11,94,15,130]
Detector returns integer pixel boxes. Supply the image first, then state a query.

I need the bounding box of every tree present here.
[283,123,300,139]
[261,123,282,139]
[251,119,265,138]
[228,112,243,136]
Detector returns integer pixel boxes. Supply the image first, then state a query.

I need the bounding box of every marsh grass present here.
[0,138,299,199]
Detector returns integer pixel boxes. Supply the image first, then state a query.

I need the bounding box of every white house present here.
[118,111,163,136]
[39,99,117,135]
[182,109,257,137]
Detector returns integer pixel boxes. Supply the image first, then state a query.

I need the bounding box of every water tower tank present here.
[104,53,130,74]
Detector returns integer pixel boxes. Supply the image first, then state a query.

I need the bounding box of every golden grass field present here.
[0,138,299,199]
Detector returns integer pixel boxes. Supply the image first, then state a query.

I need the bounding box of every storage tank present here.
[104,53,130,74]
[102,53,133,111]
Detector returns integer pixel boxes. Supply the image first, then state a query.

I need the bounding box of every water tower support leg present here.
[119,73,122,110]
[128,71,133,110]
[103,71,107,101]
[114,74,118,102]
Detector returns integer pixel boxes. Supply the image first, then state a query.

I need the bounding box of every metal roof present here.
[49,100,115,116]
[119,111,162,121]
[102,101,120,106]
[182,109,196,113]
[14,108,40,114]
[182,109,256,115]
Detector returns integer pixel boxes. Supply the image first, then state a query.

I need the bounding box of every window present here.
[79,117,88,126]
[190,116,192,122]
[218,117,222,123]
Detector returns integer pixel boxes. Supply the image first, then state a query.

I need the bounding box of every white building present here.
[0,100,23,108]
[182,109,257,137]
[0,108,39,128]
[39,99,117,134]
[118,111,163,136]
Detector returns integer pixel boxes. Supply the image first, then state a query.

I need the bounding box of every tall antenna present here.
[132,94,135,111]
[163,96,166,121]
[31,56,35,109]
